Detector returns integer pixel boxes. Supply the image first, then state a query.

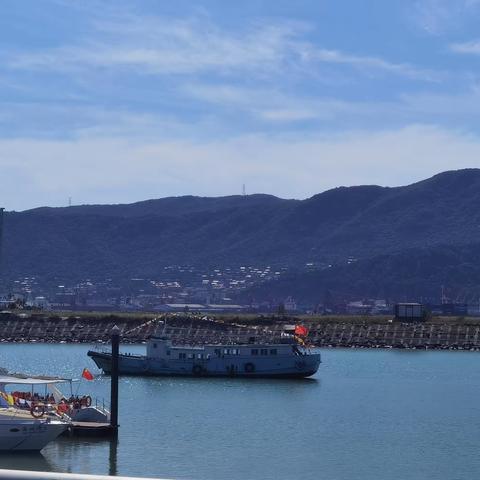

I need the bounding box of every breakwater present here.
[0,312,480,350]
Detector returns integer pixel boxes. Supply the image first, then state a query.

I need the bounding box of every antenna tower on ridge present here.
[242,184,246,196]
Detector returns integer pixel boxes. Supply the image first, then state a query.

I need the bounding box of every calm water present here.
[0,344,479,480]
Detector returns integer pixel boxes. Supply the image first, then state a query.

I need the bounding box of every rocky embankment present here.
[0,313,479,350]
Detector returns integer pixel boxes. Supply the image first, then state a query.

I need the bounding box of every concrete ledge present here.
[0,469,168,480]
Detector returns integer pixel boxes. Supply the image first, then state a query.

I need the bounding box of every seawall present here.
[0,312,479,350]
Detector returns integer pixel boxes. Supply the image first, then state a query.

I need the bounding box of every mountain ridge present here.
[2,168,480,301]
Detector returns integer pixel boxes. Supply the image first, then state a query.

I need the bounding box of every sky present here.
[1,0,480,210]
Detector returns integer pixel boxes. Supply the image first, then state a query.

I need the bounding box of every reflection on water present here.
[0,452,54,472]
[109,439,118,477]
[0,438,118,476]
[42,437,116,476]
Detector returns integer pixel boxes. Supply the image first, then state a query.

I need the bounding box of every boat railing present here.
[93,396,110,415]
[5,396,111,421]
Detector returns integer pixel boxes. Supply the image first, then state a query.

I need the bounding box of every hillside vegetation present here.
[3,169,480,302]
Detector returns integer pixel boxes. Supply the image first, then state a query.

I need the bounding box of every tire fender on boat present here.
[244,362,255,373]
[30,404,45,419]
[295,360,306,370]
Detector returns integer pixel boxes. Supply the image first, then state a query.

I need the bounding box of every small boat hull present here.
[0,416,67,452]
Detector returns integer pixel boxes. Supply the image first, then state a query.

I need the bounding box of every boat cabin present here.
[146,337,306,360]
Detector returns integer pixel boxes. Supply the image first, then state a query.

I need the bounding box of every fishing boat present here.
[88,333,321,378]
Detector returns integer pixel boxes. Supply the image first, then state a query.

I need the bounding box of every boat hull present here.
[0,417,67,452]
[88,350,320,378]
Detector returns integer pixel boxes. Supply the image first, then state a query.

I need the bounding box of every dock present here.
[67,422,117,437]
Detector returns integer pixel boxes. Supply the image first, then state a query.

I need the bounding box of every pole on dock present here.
[110,325,120,435]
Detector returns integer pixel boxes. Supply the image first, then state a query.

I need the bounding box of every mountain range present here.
[3,168,480,303]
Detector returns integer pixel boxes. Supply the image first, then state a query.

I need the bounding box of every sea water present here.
[0,344,479,480]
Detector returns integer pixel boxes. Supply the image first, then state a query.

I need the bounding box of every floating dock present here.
[67,422,117,437]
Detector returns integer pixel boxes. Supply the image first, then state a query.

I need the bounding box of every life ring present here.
[84,396,92,408]
[57,403,69,415]
[295,360,306,370]
[244,362,255,373]
[192,364,203,376]
[30,404,45,419]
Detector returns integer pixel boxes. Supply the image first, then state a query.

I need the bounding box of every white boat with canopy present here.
[0,371,110,425]
[0,373,69,451]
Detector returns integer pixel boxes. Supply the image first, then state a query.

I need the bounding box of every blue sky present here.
[1,0,480,210]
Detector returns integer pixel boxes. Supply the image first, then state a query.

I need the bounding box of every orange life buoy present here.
[30,404,45,419]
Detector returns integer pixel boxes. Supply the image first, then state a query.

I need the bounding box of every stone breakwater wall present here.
[1,313,480,350]
[307,322,480,349]
[0,314,247,343]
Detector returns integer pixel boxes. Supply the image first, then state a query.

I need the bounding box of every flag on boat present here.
[0,392,10,408]
[82,368,94,381]
[294,325,309,337]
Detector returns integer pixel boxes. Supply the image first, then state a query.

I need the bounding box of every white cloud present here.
[308,49,435,81]
[399,88,480,116]
[450,39,480,54]
[0,125,478,210]
[412,0,480,35]
[5,12,432,82]
[8,17,305,76]
[183,83,396,124]
[182,84,319,122]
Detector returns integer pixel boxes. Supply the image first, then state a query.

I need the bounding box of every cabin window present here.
[179,353,186,359]
[223,349,229,355]
[231,348,237,355]
[251,349,258,355]
[166,350,171,356]
[153,343,157,349]
[214,349,221,356]
[197,353,203,359]
[260,349,268,355]
[270,349,277,355]
[187,353,194,359]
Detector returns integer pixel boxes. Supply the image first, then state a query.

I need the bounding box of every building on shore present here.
[394,303,426,322]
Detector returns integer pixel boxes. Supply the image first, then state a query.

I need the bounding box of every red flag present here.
[294,325,309,337]
[82,368,94,381]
